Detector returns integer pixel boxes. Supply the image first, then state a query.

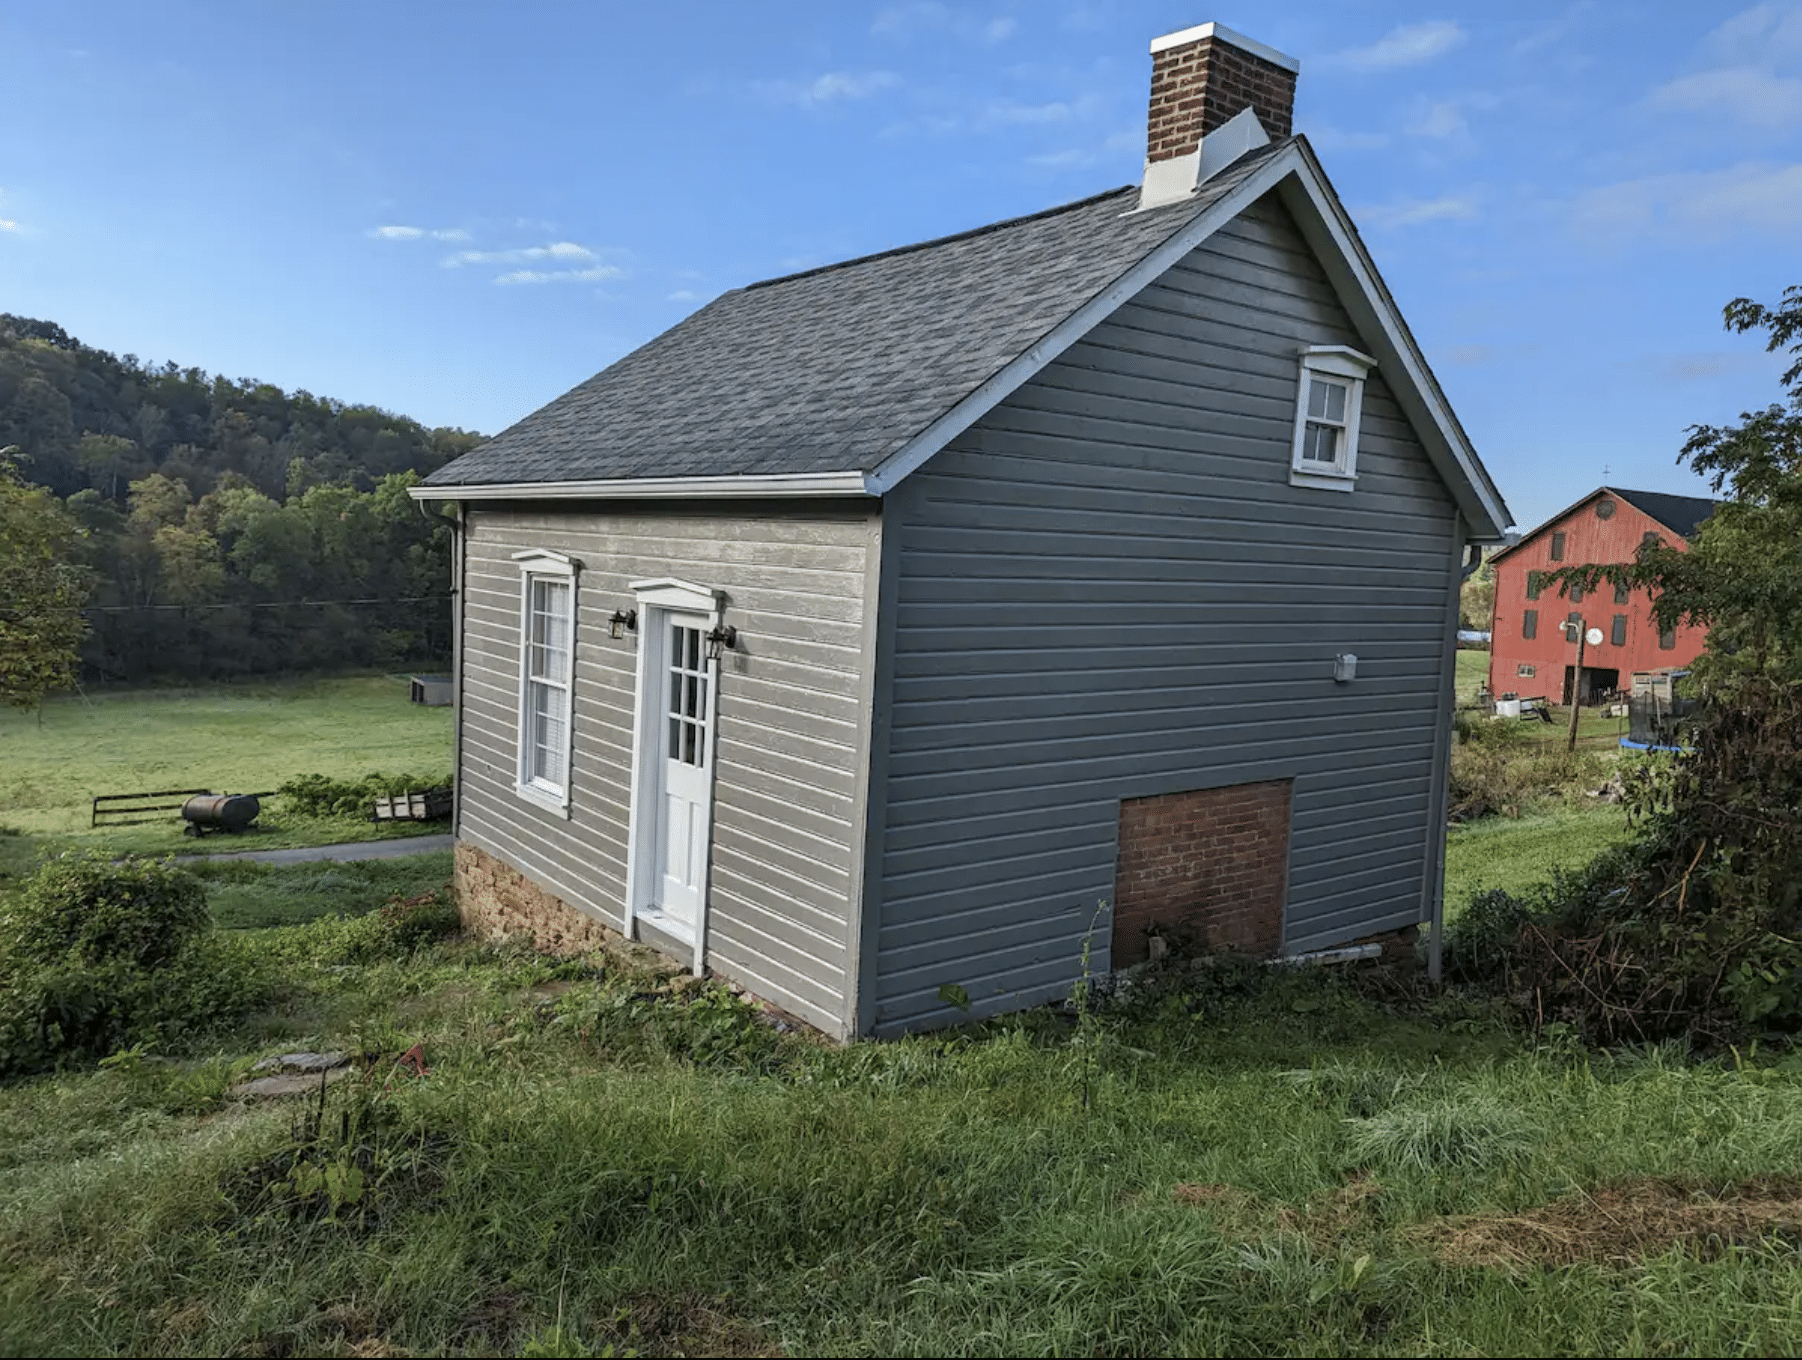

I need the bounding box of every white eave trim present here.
[408,470,875,502]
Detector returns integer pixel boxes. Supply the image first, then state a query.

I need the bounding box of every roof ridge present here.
[743,185,1139,291]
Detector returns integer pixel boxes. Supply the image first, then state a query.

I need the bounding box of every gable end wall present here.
[871,193,1461,1034]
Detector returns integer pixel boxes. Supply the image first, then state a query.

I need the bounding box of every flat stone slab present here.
[251,1051,353,1074]
[230,1067,353,1100]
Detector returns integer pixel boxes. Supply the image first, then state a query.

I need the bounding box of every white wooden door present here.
[655,613,713,933]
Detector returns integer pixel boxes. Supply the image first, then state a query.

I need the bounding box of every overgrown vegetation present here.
[276,770,452,819]
[7,913,1802,1357]
[1448,714,1613,821]
[1450,286,1802,1048]
[0,853,458,1078]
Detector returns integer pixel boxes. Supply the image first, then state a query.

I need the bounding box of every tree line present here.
[0,314,481,691]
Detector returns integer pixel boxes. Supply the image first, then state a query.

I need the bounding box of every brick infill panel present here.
[1112,780,1292,966]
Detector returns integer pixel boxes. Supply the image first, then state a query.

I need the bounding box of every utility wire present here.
[14,594,454,615]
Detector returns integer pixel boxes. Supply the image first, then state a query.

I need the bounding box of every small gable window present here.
[1290,346,1375,492]
[1550,531,1566,562]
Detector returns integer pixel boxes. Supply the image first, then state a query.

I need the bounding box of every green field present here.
[0,675,452,859]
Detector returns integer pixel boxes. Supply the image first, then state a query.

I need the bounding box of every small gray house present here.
[413,22,1513,1039]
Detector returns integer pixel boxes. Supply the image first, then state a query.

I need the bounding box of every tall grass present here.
[5,922,1802,1357]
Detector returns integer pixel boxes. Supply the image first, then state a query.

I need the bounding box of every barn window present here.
[1523,609,1537,640]
[1611,615,1627,646]
[1517,663,1536,678]
[1659,627,1676,651]
[1614,581,1630,605]
[1526,571,1542,601]
[1550,531,1566,562]
[1569,582,1584,604]
[1289,346,1375,491]
[512,549,579,816]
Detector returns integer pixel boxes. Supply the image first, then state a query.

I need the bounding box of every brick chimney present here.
[1140,23,1299,210]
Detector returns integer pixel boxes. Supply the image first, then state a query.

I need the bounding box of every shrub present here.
[277,771,453,819]
[1,854,208,970]
[1441,888,1537,985]
[0,856,276,1076]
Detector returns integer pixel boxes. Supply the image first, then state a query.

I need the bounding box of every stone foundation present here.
[454,841,624,955]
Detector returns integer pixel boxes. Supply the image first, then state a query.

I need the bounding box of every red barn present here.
[1487,487,1718,705]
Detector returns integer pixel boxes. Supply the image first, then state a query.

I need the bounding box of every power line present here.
[19,594,454,615]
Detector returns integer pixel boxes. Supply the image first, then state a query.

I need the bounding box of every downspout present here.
[1425,510,1465,984]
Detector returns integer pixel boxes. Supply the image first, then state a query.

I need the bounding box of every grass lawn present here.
[3,894,1802,1357]
[0,674,452,863]
[1444,801,1634,918]
[186,851,455,929]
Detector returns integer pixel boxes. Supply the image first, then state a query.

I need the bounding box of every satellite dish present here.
[1585,627,1604,646]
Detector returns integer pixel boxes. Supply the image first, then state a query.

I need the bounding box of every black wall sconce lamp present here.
[607,608,637,639]
[705,624,737,661]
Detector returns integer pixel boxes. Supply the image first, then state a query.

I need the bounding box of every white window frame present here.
[512,548,579,816]
[1289,345,1376,492]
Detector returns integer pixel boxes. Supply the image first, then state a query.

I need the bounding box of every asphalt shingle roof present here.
[425,143,1287,487]
[1607,487,1719,540]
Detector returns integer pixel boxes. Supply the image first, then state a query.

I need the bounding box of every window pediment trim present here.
[630,577,723,618]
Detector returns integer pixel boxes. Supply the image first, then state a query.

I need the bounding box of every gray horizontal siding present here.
[456,501,875,1037]
[871,192,1458,1034]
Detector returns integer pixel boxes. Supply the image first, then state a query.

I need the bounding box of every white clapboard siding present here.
[457,503,876,1036]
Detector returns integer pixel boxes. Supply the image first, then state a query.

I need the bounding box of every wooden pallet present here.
[371,788,453,822]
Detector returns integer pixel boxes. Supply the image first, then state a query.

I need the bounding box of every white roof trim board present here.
[410,470,873,501]
[412,140,1511,539]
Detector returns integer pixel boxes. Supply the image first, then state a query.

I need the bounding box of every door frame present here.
[623,577,725,976]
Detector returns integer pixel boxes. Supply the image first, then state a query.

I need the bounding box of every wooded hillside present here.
[0,314,485,682]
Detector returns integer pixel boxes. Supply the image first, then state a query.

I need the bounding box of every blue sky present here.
[4,1,1799,530]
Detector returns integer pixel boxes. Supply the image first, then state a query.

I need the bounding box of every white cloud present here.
[445,242,596,267]
[755,70,902,108]
[1355,195,1480,229]
[1309,126,1391,152]
[1639,350,1777,383]
[0,218,18,232]
[369,224,469,241]
[873,3,1017,42]
[1702,2,1802,63]
[1441,344,1499,366]
[667,289,703,302]
[1409,100,1469,139]
[1647,66,1802,127]
[1330,20,1466,72]
[1570,161,1802,243]
[495,266,626,286]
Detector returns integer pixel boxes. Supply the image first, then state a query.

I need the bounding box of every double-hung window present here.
[512,549,578,814]
[1290,346,1375,491]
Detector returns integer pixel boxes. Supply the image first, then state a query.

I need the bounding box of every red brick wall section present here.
[1112,780,1292,966]
[1147,33,1297,164]
[455,842,623,955]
